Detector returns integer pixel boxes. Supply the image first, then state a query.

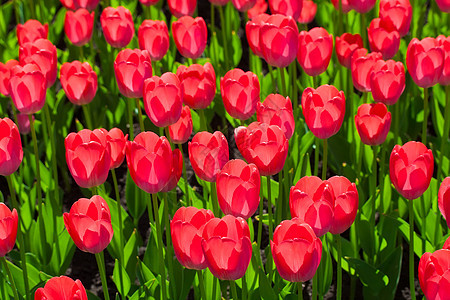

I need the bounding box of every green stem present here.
[230,280,238,300]
[266,175,274,282]
[218,5,229,70]
[268,65,276,93]
[199,109,207,132]
[298,282,303,300]
[211,182,220,217]
[95,251,110,300]
[242,273,247,300]
[422,88,429,145]
[152,193,168,300]
[276,169,283,226]
[279,67,287,96]
[393,103,400,144]
[371,146,378,227]
[322,138,328,180]
[257,187,263,249]
[379,147,386,214]
[438,85,450,181]
[409,200,416,300]
[361,13,367,48]
[163,193,176,298]
[312,75,317,89]
[126,99,135,140]
[135,98,145,133]
[336,234,342,300]
[147,193,154,224]
[197,270,207,300]
[1,257,19,300]
[314,138,320,176]
[312,270,318,300]
[111,169,125,297]
[292,62,298,117]
[81,104,93,129]
[178,145,190,206]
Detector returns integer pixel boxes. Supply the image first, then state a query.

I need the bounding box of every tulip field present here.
[1,0,450,299]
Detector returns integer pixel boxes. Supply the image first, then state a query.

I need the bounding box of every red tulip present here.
[140,0,160,5]
[0,59,19,97]
[268,0,303,20]
[355,103,391,145]
[65,129,111,189]
[169,106,193,144]
[60,0,99,10]
[0,203,17,257]
[161,149,183,192]
[170,207,215,270]
[256,93,295,139]
[247,0,268,19]
[17,113,32,135]
[370,59,405,105]
[389,141,434,200]
[437,35,450,86]
[221,68,260,120]
[298,0,317,24]
[297,27,333,76]
[379,0,412,37]
[143,72,182,127]
[406,37,444,88]
[418,249,450,300]
[368,18,400,60]
[330,0,352,13]
[246,13,270,58]
[436,0,450,12]
[35,276,88,300]
[64,195,113,254]
[348,0,376,13]
[9,64,47,114]
[335,33,364,69]
[16,19,48,46]
[105,128,128,169]
[19,38,58,87]
[289,176,334,237]
[60,61,98,105]
[301,85,346,139]
[201,215,252,280]
[232,0,257,11]
[328,176,358,235]
[351,48,383,92]
[176,63,216,109]
[271,219,322,282]
[168,0,197,18]
[235,122,289,176]
[114,49,152,99]
[64,9,94,47]
[138,20,170,61]
[444,235,450,250]
[188,131,229,182]
[172,16,207,59]
[438,177,450,228]
[126,132,173,193]
[216,159,261,219]
[259,14,299,68]
[0,118,23,177]
[100,6,135,48]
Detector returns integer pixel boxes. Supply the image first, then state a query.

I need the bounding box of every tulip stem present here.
[135,98,145,133]
[422,87,429,146]
[279,67,287,96]
[361,13,367,49]
[126,99,135,140]
[163,193,177,298]
[408,200,416,300]
[218,5,229,70]
[199,109,207,132]
[6,175,30,300]
[268,64,276,93]
[336,234,342,300]
[81,104,93,129]
[312,76,317,89]
[147,193,154,224]
[178,145,190,206]
[197,270,207,300]
[292,62,298,116]
[314,138,320,176]
[230,280,238,300]
[266,175,274,282]
[276,169,283,226]
[210,182,220,217]
[111,169,125,297]
[371,145,378,227]
[1,257,19,300]
[298,282,303,300]
[95,251,110,300]
[242,273,247,300]
[152,193,168,300]
[379,147,386,214]
[257,188,263,249]
[29,114,42,208]
[322,138,328,180]
[437,85,450,181]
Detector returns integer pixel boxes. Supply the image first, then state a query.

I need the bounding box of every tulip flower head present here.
[138,20,170,61]
[172,16,207,59]
[437,35,450,86]
[256,93,295,139]
[17,19,48,46]
[389,141,434,200]
[160,149,183,193]
[100,6,135,48]
[368,18,400,60]
[60,0,100,10]
[328,176,359,234]
[436,0,450,12]
[232,0,257,12]
[169,106,193,144]
[177,63,216,109]
[104,128,128,169]
[379,0,412,37]
[335,33,364,69]
[35,276,88,300]
[438,177,450,228]
[139,0,160,5]
[247,0,268,19]
[348,0,376,13]
[418,249,450,300]
[298,0,317,24]
[268,0,303,20]
[351,48,383,92]
[355,103,391,145]
[330,0,352,13]
[168,0,197,18]
[64,195,113,254]
[297,27,333,76]
[0,118,23,177]
[60,61,98,105]
[64,9,95,47]
[370,59,405,105]
[0,203,18,257]
[17,113,32,135]
[0,60,19,97]
[246,13,271,58]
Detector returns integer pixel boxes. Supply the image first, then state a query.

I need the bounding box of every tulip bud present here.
[172,16,207,59]
[177,63,216,109]
[64,9,95,47]
[232,0,257,11]
[289,176,335,237]
[268,0,303,20]
[161,149,183,192]
[247,0,268,19]
[0,118,23,176]
[0,203,18,257]
[0,60,19,97]
[351,48,383,92]
[328,176,358,235]
[221,68,260,120]
[188,131,229,182]
[169,106,193,144]
[114,49,153,99]
[35,276,88,300]
[100,6,135,48]
[379,0,412,37]
[297,27,333,76]
[105,128,128,169]
[216,159,261,219]
[271,219,322,282]
[168,0,197,18]
[64,195,113,254]
[335,33,364,69]
[370,59,405,105]
[171,207,215,269]
[418,249,450,300]
[438,177,450,228]
[16,19,48,46]
[368,18,400,60]
[138,20,170,61]
[143,72,182,127]
[301,85,346,139]
[126,132,173,193]
[298,0,317,24]
[436,0,450,12]
[256,93,295,139]
[355,103,391,146]
[60,61,98,105]
[437,35,450,86]
[202,215,252,280]
[389,141,434,200]
[235,122,288,176]
[348,0,376,13]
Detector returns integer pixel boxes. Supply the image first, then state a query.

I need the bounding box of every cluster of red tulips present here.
[0,0,449,299]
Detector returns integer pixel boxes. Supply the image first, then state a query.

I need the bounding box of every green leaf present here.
[344,257,389,292]
[231,32,242,67]
[125,171,147,222]
[113,259,131,297]
[258,268,276,300]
